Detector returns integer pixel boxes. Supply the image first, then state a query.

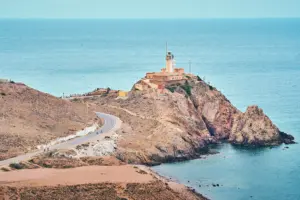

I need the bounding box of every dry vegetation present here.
[0,181,206,200]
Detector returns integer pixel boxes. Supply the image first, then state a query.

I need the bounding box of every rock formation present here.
[86,76,295,165]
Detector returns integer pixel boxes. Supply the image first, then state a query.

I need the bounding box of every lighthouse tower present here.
[166,52,174,73]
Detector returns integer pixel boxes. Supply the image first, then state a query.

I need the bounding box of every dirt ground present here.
[0,165,153,187]
[0,165,207,200]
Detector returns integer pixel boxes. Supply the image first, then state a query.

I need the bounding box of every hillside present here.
[0,82,99,160]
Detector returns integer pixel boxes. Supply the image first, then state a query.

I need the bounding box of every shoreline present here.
[137,164,210,200]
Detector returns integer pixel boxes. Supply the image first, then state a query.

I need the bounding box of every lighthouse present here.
[166,52,174,73]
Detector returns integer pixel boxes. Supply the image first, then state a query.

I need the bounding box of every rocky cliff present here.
[86,76,294,165]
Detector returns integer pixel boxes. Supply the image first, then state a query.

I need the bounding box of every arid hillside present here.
[0,82,99,160]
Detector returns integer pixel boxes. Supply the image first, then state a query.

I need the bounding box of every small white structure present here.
[0,79,9,83]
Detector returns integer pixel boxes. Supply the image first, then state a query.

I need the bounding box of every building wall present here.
[146,73,155,79]
[167,75,183,81]
[152,75,168,81]
[174,68,184,75]
[0,79,9,83]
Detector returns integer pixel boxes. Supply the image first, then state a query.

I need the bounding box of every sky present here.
[1,0,300,19]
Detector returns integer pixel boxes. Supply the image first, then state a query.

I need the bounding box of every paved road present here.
[0,112,118,167]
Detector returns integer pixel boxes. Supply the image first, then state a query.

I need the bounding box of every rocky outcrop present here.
[230,105,295,145]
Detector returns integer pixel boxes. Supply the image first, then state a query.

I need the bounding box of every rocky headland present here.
[82,75,295,165]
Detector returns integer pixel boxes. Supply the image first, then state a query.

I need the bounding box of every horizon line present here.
[1,17,300,20]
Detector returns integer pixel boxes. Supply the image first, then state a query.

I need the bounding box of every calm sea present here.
[1,19,300,200]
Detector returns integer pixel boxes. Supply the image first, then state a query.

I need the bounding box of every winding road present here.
[0,112,120,167]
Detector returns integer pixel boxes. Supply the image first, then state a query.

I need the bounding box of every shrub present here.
[1,92,6,96]
[180,81,192,96]
[9,163,23,170]
[71,98,80,102]
[166,86,176,93]
[197,76,202,81]
[117,197,128,200]
[42,163,53,168]
[9,80,15,84]
[63,165,73,169]
[1,167,10,172]
[137,169,148,174]
[209,85,214,90]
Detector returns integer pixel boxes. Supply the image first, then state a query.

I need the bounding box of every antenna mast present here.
[166,42,168,55]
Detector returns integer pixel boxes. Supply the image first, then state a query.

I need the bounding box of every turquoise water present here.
[1,19,300,199]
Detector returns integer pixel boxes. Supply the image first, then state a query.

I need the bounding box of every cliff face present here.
[87,76,294,164]
[189,79,294,146]
[190,80,238,140]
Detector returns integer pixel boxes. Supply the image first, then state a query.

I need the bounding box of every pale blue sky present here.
[1,0,300,19]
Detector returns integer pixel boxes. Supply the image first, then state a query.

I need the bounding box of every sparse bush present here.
[117,197,128,200]
[106,87,111,94]
[137,169,148,174]
[63,165,73,168]
[9,80,15,84]
[180,81,192,96]
[197,76,202,81]
[209,85,214,90]
[42,163,52,168]
[1,92,6,96]
[1,167,10,172]
[71,98,80,102]
[9,163,23,170]
[166,86,176,93]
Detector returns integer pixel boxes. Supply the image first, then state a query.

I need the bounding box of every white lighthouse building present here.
[142,47,186,89]
[166,52,174,73]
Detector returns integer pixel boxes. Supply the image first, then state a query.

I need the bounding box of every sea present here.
[1,19,300,200]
